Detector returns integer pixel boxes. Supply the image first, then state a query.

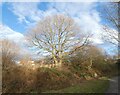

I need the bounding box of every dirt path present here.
[106,76,119,93]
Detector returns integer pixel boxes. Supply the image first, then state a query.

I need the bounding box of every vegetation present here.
[2,39,20,69]
[2,14,119,93]
[27,14,91,66]
[100,2,119,47]
[2,47,118,93]
[44,79,109,93]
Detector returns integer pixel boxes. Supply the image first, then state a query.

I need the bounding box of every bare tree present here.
[102,26,119,46]
[100,2,120,47]
[2,39,20,69]
[27,14,90,66]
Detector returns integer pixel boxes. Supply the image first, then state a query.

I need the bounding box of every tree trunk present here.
[58,53,62,67]
[58,59,62,67]
[53,56,58,64]
[53,56,62,67]
[88,59,92,70]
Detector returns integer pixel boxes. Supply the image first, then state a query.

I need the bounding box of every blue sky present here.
[2,2,52,33]
[2,2,103,33]
[2,3,26,33]
[1,1,118,56]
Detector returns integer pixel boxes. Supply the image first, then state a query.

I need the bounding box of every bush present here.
[3,64,79,93]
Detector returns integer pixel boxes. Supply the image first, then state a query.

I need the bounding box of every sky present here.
[0,1,118,58]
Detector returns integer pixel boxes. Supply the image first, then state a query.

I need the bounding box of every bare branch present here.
[27,14,90,65]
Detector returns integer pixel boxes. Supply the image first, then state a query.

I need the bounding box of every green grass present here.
[44,79,109,93]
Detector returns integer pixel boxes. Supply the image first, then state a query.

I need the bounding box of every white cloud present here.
[0,24,32,57]
[9,2,42,24]
[9,2,58,26]
[0,24,24,42]
[8,2,106,44]
[48,2,104,44]
[0,24,44,59]
[89,37,104,44]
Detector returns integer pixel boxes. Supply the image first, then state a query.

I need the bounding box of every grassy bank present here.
[44,79,109,93]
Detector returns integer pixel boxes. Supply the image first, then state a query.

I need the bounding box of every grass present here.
[44,79,109,93]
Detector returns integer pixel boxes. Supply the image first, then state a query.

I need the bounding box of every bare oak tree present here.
[27,14,90,66]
